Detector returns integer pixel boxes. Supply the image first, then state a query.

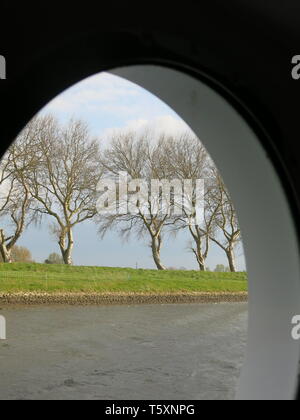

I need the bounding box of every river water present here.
[0,303,247,400]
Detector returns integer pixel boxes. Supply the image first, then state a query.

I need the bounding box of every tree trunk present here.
[0,229,12,263]
[192,248,206,271]
[58,228,74,265]
[196,239,206,271]
[190,233,206,271]
[61,246,73,265]
[197,259,206,271]
[151,235,165,270]
[189,226,207,271]
[226,248,236,272]
[0,244,12,263]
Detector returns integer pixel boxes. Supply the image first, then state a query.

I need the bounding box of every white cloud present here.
[38,72,186,131]
[37,71,197,148]
[40,72,140,116]
[100,115,194,146]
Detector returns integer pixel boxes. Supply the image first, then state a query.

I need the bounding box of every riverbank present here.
[0,291,248,306]
[0,264,248,295]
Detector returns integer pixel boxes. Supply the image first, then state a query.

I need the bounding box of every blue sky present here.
[15,72,246,270]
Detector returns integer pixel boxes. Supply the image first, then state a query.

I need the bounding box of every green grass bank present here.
[0,263,248,294]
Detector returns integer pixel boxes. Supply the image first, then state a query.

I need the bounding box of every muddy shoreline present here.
[0,291,248,306]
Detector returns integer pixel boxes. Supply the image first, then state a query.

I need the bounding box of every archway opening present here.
[0,64,299,400]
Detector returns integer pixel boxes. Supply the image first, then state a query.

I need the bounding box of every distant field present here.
[0,263,248,293]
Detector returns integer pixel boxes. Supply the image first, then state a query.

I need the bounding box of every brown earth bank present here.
[0,292,248,306]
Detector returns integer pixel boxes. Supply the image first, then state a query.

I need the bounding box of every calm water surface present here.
[0,303,247,400]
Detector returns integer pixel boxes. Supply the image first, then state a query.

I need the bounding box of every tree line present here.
[0,115,242,271]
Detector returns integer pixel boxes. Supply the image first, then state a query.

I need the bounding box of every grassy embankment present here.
[0,263,247,294]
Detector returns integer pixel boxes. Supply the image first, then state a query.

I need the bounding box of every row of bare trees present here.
[0,115,241,271]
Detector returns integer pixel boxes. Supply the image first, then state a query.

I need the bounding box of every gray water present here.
[0,303,247,400]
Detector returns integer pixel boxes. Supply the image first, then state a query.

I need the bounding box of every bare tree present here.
[207,169,241,272]
[0,183,30,263]
[25,115,102,265]
[44,252,64,264]
[97,131,177,270]
[0,123,37,263]
[11,246,34,263]
[214,264,230,272]
[159,133,216,271]
[0,245,34,263]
